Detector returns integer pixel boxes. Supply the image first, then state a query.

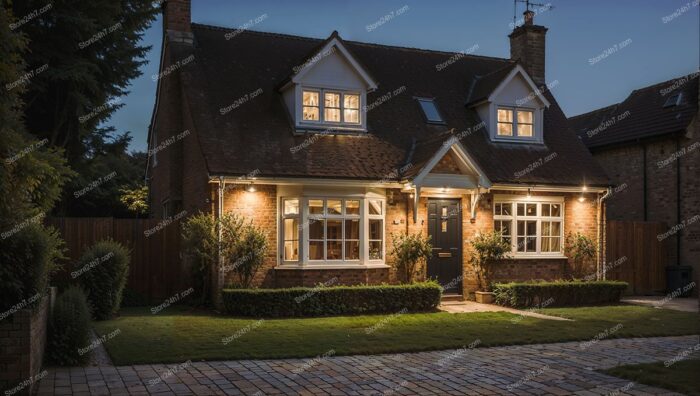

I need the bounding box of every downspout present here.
[597,187,613,280]
[676,136,682,265]
[215,176,225,307]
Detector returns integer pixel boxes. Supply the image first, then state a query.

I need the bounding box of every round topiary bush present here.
[48,286,91,365]
[73,239,130,320]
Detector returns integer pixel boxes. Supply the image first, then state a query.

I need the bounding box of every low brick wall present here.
[0,294,50,396]
[490,258,568,282]
[274,267,390,288]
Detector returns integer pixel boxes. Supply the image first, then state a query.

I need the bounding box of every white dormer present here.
[279,33,378,133]
[473,64,550,144]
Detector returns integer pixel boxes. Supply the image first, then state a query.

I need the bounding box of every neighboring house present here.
[569,72,699,294]
[147,0,610,300]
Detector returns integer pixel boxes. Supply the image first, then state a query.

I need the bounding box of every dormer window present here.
[302,89,361,125]
[663,92,682,108]
[497,107,534,138]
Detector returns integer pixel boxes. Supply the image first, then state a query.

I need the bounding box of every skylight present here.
[416,98,444,123]
[663,92,682,108]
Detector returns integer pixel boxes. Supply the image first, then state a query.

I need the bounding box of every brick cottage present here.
[147,0,611,300]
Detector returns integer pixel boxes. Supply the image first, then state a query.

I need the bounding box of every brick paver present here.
[36,335,698,395]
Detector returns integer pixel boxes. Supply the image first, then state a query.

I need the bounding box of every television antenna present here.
[513,0,553,27]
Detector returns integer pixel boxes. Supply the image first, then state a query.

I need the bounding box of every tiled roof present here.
[570,73,699,149]
[170,23,609,186]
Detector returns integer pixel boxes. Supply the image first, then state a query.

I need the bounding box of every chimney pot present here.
[524,10,535,26]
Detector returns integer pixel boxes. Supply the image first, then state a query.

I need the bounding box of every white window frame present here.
[299,86,363,129]
[497,107,535,138]
[489,104,544,144]
[278,196,385,266]
[493,195,565,258]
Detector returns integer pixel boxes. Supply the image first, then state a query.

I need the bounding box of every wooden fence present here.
[606,220,667,295]
[46,217,188,303]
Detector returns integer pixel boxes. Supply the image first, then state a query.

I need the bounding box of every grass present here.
[94,305,699,365]
[600,359,700,395]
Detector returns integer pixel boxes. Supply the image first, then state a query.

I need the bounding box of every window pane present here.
[309,241,323,260]
[369,219,383,240]
[369,200,382,215]
[284,241,299,261]
[551,221,561,235]
[526,220,537,235]
[325,92,340,108]
[327,220,342,239]
[497,123,513,136]
[517,237,526,252]
[517,110,533,124]
[501,203,512,215]
[309,199,324,215]
[550,204,561,217]
[525,203,537,216]
[369,241,383,260]
[303,91,319,106]
[517,203,525,216]
[345,219,360,239]
[550,237,561,252]
[283,218,298,261]
[344,94,359,109]
[498,108,513,122]
[542,221,550,236]
[309,219,324,239]
[343,109,359,123]
[303,106,319,121]
[542,203,550,217]
[326,240,342,260]
[284,199,299,215]
[284,218,298,240]
[517,124,533,137]
[346,200,360,215]
[517,220,524,235]
[345,241,359,260]
[325,108,340,122]
[327,200,342,215]
[441,220,447,233]
[494,203,502,215]
[496,220,512,236]
[417,99,443,122]
[526,237,536,251]
[541,237,550,252]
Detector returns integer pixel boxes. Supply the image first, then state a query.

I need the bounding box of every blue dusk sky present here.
[111,0,700,152]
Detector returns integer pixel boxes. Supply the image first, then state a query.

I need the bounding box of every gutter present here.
[597,187,613,280]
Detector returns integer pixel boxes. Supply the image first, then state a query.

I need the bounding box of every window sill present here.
[506,254,568,260]
[276,263,390,270]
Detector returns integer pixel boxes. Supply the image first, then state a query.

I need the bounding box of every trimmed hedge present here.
[73,239,130,320]
[222,282,442,317]
[493,280,629,308]
[48,286,91,365]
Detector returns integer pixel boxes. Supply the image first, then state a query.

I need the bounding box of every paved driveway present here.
[37,335,698,395]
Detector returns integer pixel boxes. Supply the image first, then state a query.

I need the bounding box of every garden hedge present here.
[48,286,91,365]
[222,282,442,317]
[493,280,629,308]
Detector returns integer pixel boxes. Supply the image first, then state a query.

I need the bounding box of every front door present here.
[427,199,462,294]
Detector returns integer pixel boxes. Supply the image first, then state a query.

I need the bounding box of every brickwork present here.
[162,0,191,33]
[274,267,389,288]
[509,24,547,84]
[0,295,49,396]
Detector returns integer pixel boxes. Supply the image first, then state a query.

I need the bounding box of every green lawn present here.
[94,305,699,365]
[601,359,700,396]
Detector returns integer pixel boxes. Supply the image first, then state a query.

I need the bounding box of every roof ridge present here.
[190,22,512,62]
[569,103,619,120]
[628,71,700,93]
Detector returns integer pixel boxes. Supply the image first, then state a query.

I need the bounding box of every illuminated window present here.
[302,91,320,121]
[494,198,563,255]
[497,107,535,138]
[302,89,361,125]
[282,199,299,261]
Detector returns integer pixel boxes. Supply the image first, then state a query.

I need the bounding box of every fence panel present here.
[46,217,186,303]
[606,220,667,295]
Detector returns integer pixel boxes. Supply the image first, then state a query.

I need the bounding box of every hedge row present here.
[222,282,442,317]
[493,280,629,308]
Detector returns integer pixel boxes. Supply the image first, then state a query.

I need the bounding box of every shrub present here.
[389,232,432,283]
[73,239,130,320]
[222,282,442,317]
[231,223,268,288]
[565,232,597,278]
[0,223,64,313]
[468,231,511,291]
[493,280,629,308]
[48,286,91,365]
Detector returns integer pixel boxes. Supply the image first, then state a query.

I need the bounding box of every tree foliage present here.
[119,184,149,217]
[468,231,512,291]
[565,232,597,279]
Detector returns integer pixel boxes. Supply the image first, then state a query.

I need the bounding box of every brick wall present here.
[0,295,49,396]
[275,267,389,288]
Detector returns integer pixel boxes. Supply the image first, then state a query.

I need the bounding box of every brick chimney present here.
[162,0,191,33]
[509,10,548,85]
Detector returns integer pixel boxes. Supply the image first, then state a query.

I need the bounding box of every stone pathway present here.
[35,335,699,395]
[439,300,571,321]
[621,296,699,313]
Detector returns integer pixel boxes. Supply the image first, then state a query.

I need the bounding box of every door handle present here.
[438,252,452,258]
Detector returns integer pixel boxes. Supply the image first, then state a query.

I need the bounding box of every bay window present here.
[493,197,564,256]
[281,197,384,265]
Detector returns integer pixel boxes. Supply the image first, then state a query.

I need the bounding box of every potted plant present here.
[389,232,433,283]
[468,231,511,303]
[565,232,596,279]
